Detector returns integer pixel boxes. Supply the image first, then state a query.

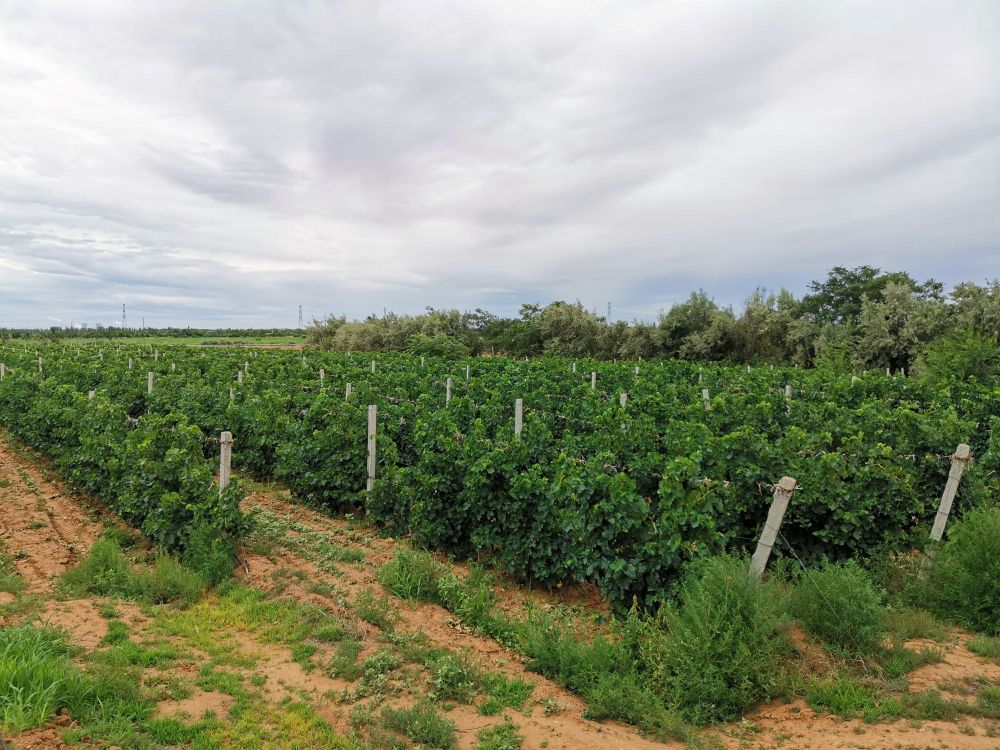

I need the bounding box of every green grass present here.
[479,673,535,715]
[885,607,948,642]
[968,635,1000,662]
[805,675,902,721]
[59,539,206,605]
[329,640,364,681]
[476,718,524,750]
[379,701,457,750]
[353,587,397,631]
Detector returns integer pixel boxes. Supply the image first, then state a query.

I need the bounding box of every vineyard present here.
[1,343,995,609]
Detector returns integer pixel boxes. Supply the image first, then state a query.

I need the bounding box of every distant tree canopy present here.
[306,268,1000,382]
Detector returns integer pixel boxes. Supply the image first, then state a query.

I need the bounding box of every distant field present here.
[57,335,306,346]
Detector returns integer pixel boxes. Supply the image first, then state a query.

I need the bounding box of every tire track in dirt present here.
[0,434,104,591]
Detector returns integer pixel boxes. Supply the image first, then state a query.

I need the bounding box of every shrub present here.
[924,504,1000,635]
[790,560,886,655]
[429,652,477,702]
[643,555,789,724]
[183,523,235,585]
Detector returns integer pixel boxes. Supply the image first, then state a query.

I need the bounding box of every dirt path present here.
[0,436,103,592]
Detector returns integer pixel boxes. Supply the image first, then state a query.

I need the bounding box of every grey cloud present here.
[0,1,998,327]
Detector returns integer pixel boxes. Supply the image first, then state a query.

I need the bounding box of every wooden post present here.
[591,371,597,389]
[366,405,377,492]
[147,371,154,394]
[514,398,523,437]
[749,477,797,581]
[345,382,352,399]
[219,431,233,495]
[923,444,972,568]
[446,377,452,404]
[702,388,711,411]
[619,392,627,407]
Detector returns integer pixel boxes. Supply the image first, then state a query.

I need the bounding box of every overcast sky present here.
[1,1,998,329]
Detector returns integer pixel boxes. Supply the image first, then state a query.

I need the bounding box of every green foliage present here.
[1,338,994,610]
[924,504,1000,634]
[917,328,1000,385]
[643,555,789,724]
[790,560,886,655]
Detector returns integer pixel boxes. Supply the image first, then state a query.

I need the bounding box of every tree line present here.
[308,266,1000,380]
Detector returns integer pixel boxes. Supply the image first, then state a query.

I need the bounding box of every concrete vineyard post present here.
[345,382,352,399]
[38,357,42,373]
[785,384,792,400]
[698,369,703,383]
[466,364,470,381]
[229,387,234,401]
[922,443,972,569]
[128,358,133,370]
[319,368,325,387]
[635,365,639,375]
[371,360,376,374]
[591,371,597,389]
[244,361,249,375]
[702,388,711,411]
[171,363,176,372]
[147,372,154,394]
[88,390,95,400]
[748,476,797,582]
[446,377,452,404]
[572,362,576,373]
[514,398,523,437]
[421,356,425,368]
[619,392,627,407]
[0,363,4,380]
[219,431,233,495]
[366,405,377,493]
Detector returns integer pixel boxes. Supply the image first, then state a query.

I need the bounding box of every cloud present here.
[0,0,998,327]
